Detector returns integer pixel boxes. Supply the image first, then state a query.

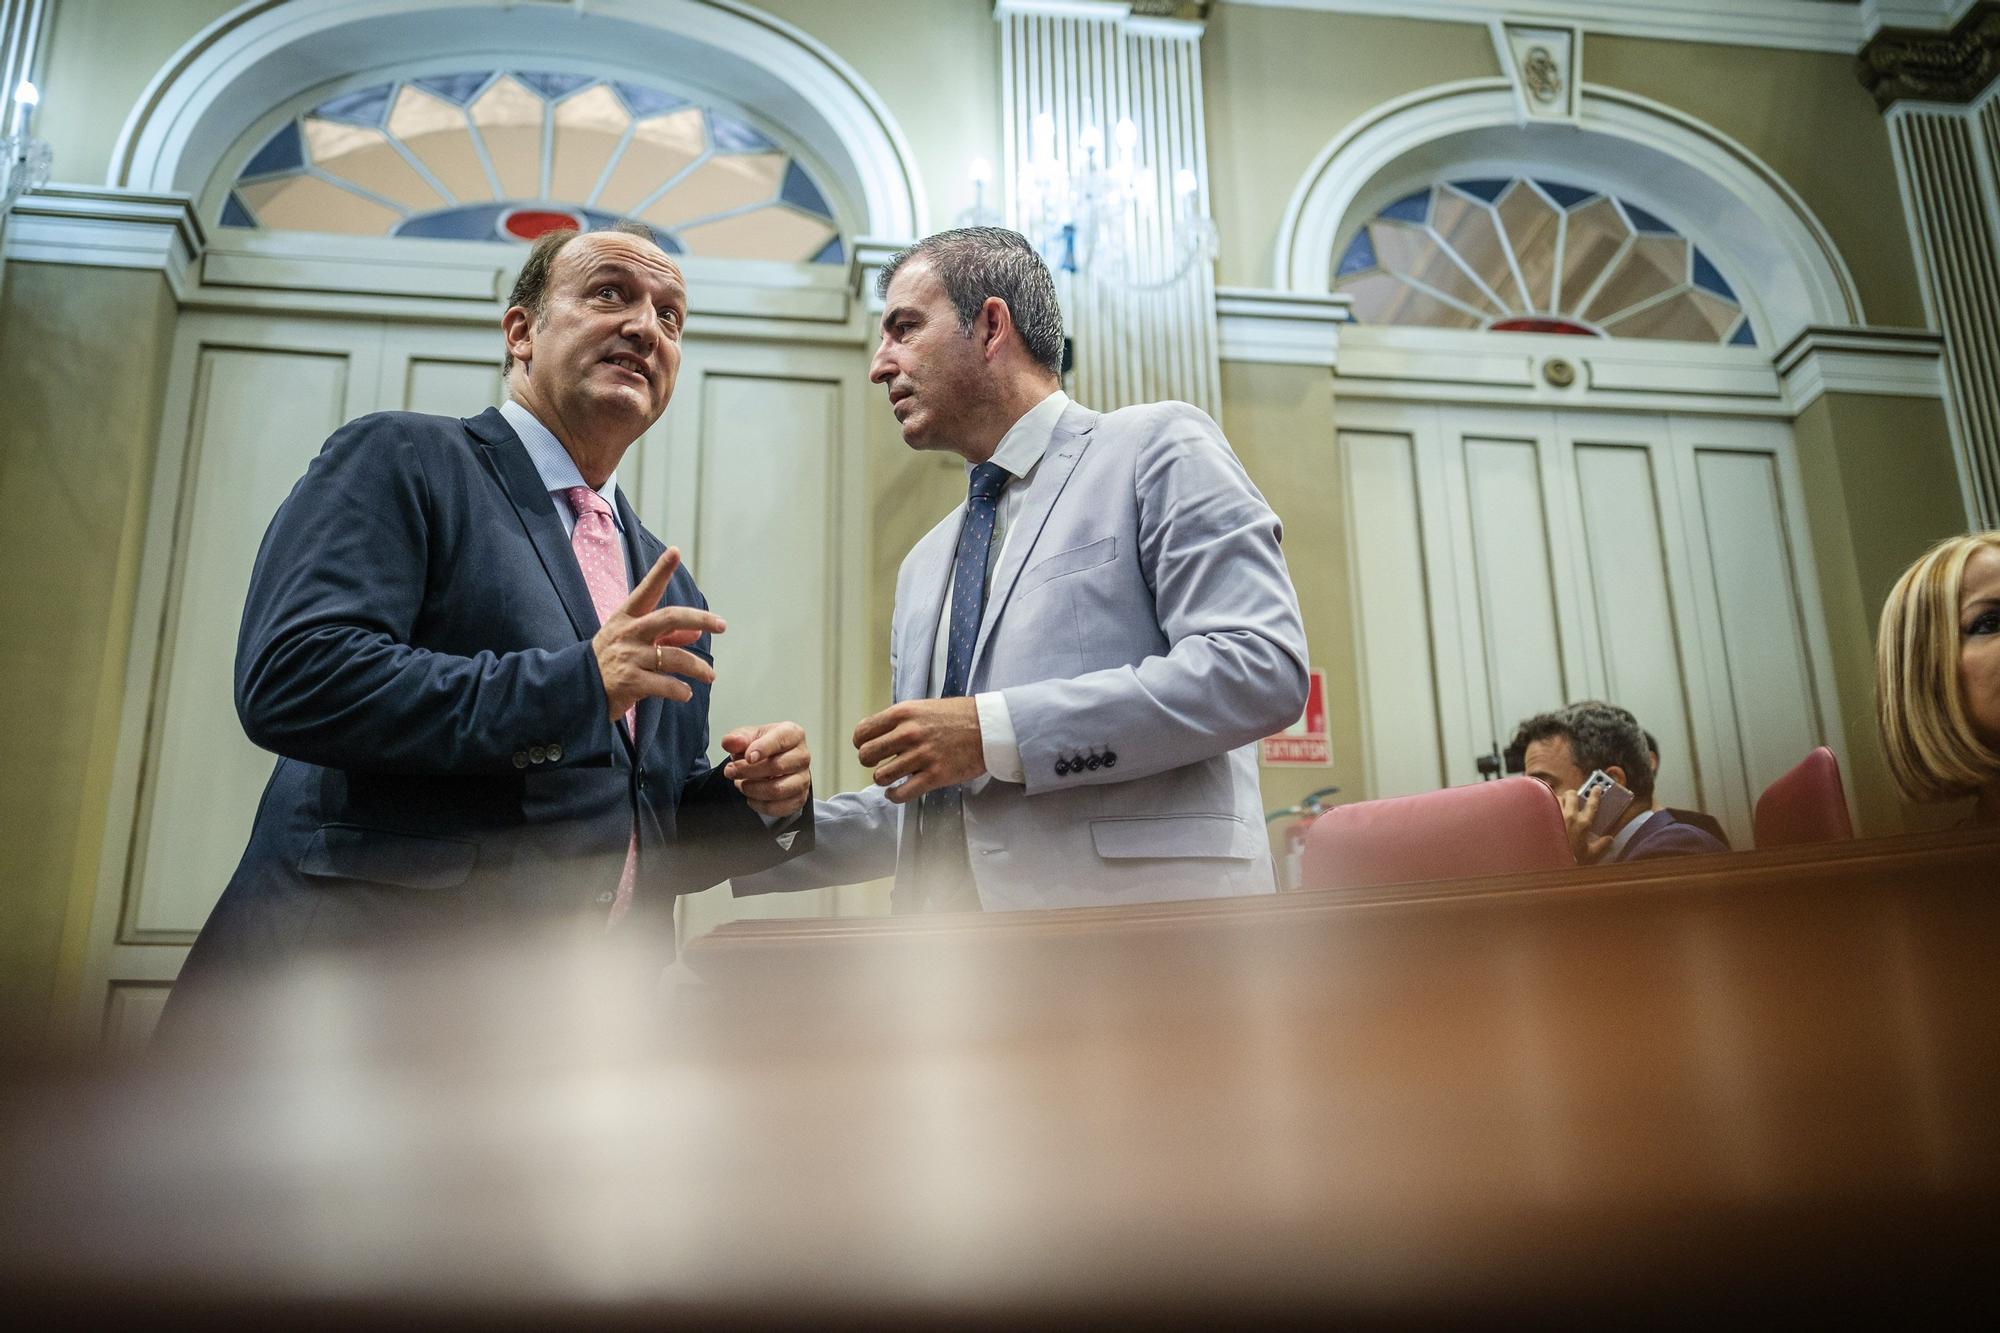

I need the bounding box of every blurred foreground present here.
[4,828,1998,1326]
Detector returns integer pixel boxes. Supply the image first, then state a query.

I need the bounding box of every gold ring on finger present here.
[655,643,663,673]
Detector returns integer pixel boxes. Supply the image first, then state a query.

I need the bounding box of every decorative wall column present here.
[997,0,1220,415]
[1863,2,2000,527]
[0,0,53,268]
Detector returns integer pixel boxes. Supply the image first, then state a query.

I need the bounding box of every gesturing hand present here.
[592,546,726,724]
[1558,785,1614,865]
[853,698,985,804]
[721,722,812,818]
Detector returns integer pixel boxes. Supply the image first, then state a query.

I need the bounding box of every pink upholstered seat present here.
[1299,776,1573,892]
[1753,746,1853,850]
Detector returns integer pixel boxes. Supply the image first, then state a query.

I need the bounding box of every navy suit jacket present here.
[1615,808,1730,862]
[170,407,810,1000]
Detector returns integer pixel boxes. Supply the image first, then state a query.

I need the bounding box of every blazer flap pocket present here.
[1023,536,1116,589]
[300,824,477,890]
[1090,813,1254,861]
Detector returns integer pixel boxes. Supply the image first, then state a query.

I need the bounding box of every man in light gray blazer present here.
[736,228,1308,912]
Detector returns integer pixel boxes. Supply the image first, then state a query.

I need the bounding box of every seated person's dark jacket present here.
[168,408,810,1006]
[1615,808,1730,862]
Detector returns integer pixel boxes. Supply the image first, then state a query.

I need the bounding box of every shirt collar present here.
[500,398,623,531]
[1610,806,1659,859]
[980,388,1069,483]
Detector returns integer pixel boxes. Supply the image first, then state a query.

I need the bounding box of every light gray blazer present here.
[735,399,1309,911]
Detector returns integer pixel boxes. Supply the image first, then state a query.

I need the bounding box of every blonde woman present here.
[1876,531,2000,825]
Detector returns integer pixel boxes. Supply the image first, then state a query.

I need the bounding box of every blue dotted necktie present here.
[940,462,1009,698]
[916,461,1008,912]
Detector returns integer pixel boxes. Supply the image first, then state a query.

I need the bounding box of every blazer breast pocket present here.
[299,823,477,890]
[1020,536,1117,595]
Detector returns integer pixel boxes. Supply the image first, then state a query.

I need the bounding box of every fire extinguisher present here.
[1266,786,1341,892]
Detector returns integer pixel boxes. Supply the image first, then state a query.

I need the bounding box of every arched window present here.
[1335,177,1754,347]
[220,70,844,264]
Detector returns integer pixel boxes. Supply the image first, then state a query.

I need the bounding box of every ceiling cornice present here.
[1221,1,1966,56]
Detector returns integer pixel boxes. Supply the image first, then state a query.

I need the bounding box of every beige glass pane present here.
[1338,272,1481,329]
[1497,181,1560,311]
[1369,222,1504,317]
[1584,236,1688,324]
[386,86,493,203]
[641,152,785,227]
[678,206,836,262]
[1556,196,1629,316]
[469,76,544,199]
[303,119,443,211]
[596,109,705,214]
[1602,287,1742,342]
[238,174,403,234]
[551,85,630,204]
[1433,189,1524,312]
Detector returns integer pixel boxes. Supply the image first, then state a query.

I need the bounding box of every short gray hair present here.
[877,227,1065,377]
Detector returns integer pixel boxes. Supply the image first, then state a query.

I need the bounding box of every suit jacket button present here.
[529,745,547,764]
[1103,751,1118,768]
[513,751,528,769]
[1086,755,1103,771]
[547,743,563,763]
[1054,759,1070,777]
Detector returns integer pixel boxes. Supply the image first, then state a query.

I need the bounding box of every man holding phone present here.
[1511,701,1730,864]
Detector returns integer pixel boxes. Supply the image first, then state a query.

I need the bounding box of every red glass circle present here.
[502,209,586,241]
[1490,317,1599,337]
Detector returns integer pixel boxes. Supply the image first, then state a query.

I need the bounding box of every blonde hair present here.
[1876,530,2000,802]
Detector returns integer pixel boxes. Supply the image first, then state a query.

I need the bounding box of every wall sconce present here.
[3,80,52,212]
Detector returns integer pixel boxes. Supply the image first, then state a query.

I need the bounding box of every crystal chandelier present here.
[1009,110,1215,292]
[2,81,52,213]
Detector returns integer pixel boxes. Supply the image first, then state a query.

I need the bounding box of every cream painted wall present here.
[1203,7,1499,289]
[0,264,177,1042]
[1791,391,1970,835]
[36,0,236,186]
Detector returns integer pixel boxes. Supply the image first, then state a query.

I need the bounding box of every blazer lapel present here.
[467,407,602,645]
[898,520,957,702]
[969,404,1098,671]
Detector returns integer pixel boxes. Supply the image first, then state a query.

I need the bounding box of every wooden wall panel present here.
[1340,429,1444,798]
[128,346,350,937]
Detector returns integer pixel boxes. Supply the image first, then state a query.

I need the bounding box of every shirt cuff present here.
[976,691,1024,783]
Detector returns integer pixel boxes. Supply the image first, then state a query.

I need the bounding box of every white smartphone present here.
[1577,769,1635,836]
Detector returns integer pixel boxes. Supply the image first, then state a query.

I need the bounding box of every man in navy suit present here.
[1514,702,1729,864]
[166,222,812,1020]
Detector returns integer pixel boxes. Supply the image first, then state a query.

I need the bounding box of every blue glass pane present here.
[395,204,513,240]
[709,111,776,153]
[811,236,845,265]
[1623,202,1679,236]
[579,208,679,250]
[314,83,394,127]
[219,193,257,229]
[413,73,493,106]
[1729,318,1757,347]
[1380,189,1430,225]
[1337,228,1378,279]
[1534,179,1596,210]
[1691,250,1738,301]
[779,162,832,219]
[241,121,303,178]
[1450,178,1510,204]
[517,71,592,101]
[613,81,691,118]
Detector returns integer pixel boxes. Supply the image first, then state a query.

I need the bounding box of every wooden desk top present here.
[4,830,1996,1325]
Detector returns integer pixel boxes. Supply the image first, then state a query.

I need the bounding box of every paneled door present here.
[81,315,865,1042]
[1335,399,1844,845]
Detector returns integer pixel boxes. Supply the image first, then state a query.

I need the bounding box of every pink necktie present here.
[564,485,639,923]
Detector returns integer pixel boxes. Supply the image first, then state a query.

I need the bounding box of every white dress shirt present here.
[1609,806,1658,860]
[930,389,1070,785]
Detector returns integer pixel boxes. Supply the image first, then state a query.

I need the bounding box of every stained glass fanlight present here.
[1335,178,1755,347]
[222,72,844,265]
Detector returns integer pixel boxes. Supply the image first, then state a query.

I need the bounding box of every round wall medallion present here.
[1543,358,1578,388]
